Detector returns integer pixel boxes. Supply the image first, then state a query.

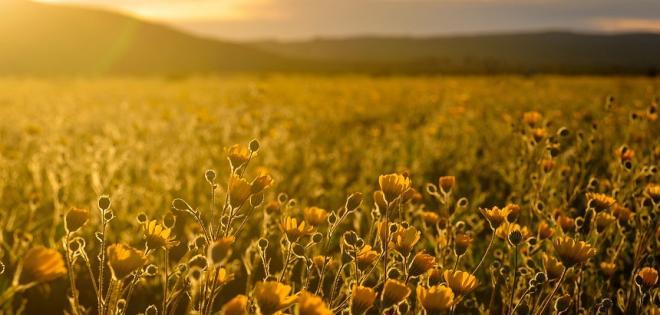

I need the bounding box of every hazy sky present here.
[36,0,660,40]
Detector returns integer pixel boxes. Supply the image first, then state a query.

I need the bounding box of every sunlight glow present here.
[33,0,266,21]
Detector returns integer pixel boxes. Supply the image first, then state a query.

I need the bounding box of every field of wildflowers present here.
[0,75,658,314]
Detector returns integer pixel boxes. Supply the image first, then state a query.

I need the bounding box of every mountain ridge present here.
[1,1,659,75]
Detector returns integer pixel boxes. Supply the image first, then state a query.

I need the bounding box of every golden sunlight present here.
[32,0,260,21]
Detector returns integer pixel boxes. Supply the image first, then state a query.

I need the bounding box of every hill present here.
[253,33,660,75]
[0,0,299,75]
[1,0,660,75]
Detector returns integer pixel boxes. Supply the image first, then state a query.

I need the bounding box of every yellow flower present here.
[531,128,546,142]
[356,245,379,270]
[64,207,90,233]
[297,291,331,315]
[20,247,67,284]
[381,279,411,309]
[586,193,616,211]
[409,252,436,277]
[389,225,421,254]
[438,176,456,193]
[645,184,660,203]
[539,158,556,172]
[107,243,147,279]
[420,211,440,225]
[481,206,511,230]
[443,270,478,295]
[303,207,329,226]
[553,236,596,267]
[253,281,297,315]
[522,111,542,127]
[378,173,411,203]
[542,253,565,280]
[454,233,473,256]
[538,221,555,240]
[595,212,615,233]
[600,262,616,277]
[503,203,521,222]
[612,204,633,223]
[221,295,248,315]
[252,174,274,194]
[280,217,315,241]
[226,144,251,169]
[143,220,177,250]
[417,285,454,314]
[208,236,235,266]
[229,175,253,208]
[495,222,529,242]
[556,214,575,232]
[637,267,658,289]
[213,267,234,286]
[428,268,444,286]
[351,285,377,315]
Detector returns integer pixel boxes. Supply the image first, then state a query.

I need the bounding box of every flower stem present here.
[536,268,567,315]
[508,245,518,315]
[471,230,495,275]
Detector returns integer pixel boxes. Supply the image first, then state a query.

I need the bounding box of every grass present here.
[0,75,658,314]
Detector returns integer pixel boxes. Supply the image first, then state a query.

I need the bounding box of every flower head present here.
[637,267,658,289]
[221,295,248,315]
[443,270,478,295]
[214,267,234,286]
[409,252,436,277]
[381,279,411,309]
[229,175,253,209]
[595,212,615,233]
[495,222,529,242]
[538,221,555,240]
[417,285,454,314]
[281,217,315,241]
[504,204,522,222]
[542,253,565,280]
[20,247,66,284]
[389,225,420,254]
[438,176,456,193]
[523,111,542,127]
[208,236,235,266]
[420,211,440,225]
[553,236,596,267]
[356,245,379,270]
[252,174,274,194]
[226,144,250,170]
[297,291,331,315]
[645,184,660,203]
[253,281,297,315]
[586,193,616,211]
[454,233,473,256]
[303,207,329,226]
[143,220,177,250]
[378,173,411,203]
[351,285,377,315]
[481,206,511,230]
[64,207,90,233]
[600,262,616,277]
[107,244,146,279]
[612,204,633,223]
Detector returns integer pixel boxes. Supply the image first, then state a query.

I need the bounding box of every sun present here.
[31,0,255,22]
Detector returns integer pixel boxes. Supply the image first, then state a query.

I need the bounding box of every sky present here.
[35,0,660,40]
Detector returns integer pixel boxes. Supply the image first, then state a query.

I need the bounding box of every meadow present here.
[0,75,658,314]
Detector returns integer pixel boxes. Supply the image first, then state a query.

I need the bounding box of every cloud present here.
[590,18,660,33]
